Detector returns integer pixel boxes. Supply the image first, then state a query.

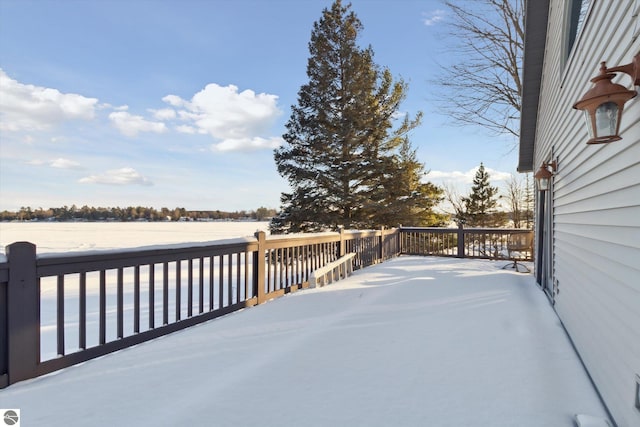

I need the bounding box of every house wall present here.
[534,1,640,426]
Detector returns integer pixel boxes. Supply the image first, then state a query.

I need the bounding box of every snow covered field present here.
[0,221,271,255]
[1,254,610,427]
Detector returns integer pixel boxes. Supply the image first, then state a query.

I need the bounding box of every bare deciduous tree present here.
[523,172,534,228]
[505,174,524,228]
[434,0,524,139]
[442,183,467,224]
[503,173,533,228]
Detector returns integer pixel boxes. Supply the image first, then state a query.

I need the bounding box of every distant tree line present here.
[0,205,277,222]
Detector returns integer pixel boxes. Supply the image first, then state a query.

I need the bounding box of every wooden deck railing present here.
[400,226,533,260]
[0,226,529,388]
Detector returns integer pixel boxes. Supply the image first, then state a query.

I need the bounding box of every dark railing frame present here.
[401,225,533,260]
[0,226,530,388]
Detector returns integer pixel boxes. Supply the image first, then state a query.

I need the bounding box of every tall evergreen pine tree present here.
[272,0,430,232]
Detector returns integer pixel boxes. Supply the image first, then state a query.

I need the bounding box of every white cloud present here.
[175,125,198,134]
[162,94,185,107]
[50,158,82,169]
[423,9,446,26]
[212,136,283,152]
[485,169,513,182]
[27,157,82,169]
[163,83,282,151]
[108,111,168,137]
[427,166,512,185]
[0,69,98,131]
[428,170,475,184]
[79,167,152,186]
[150,108,176,120]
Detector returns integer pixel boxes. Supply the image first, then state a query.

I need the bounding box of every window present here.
[566,0,590,58]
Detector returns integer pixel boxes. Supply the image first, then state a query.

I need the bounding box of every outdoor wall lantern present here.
[573,53,640,144]
[534,161,557,191]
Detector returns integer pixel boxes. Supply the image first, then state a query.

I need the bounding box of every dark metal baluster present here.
[199,257,204,313]
[57,275,65,356]
[307,245,312,281]
[296,245,301,281]
[228,254,233,306]
[163,262,169,325]
[236,253,241,302]
[244,252,249,300]
[300,245,306,283]
[134,266,140,333]
[99,270,106,344]
[218,255,224,308]
[188,259,193,317]
[286,248,290,288]
[79,272,86,349]
[280,248,285,289]
[176,260,181,321]
[117,268,124,338]
[209,257,214,310]
[295,246,299,284]
[149,264,155,329]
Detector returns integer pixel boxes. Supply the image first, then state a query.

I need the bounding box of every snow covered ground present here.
[0,221,271,256]
[1,256,610,427]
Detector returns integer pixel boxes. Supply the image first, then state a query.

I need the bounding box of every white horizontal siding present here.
[555,205,640,227]
[535,1,640,426]
[554,251,640,363]
[556,137,640,193]
[555,230,640,303]
[556,184,640,214]
[556,222,639,253]
[554,257,639,426]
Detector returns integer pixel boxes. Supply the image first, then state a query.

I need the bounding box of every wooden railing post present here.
[457,223,465,258]
[339,227,345,257]
[6,242,39,385]
[254,231,266,304]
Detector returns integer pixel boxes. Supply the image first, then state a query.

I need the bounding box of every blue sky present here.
[0,0,519,212]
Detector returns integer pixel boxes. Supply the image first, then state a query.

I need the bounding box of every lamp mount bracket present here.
[603,52,640,86]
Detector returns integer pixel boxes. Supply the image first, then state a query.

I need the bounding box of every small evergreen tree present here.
[272,0,424,233]
[462,163,504,227]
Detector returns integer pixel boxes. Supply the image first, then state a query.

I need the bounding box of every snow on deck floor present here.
[1,256,610,427]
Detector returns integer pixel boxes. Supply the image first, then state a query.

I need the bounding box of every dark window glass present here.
[567,0,590,56]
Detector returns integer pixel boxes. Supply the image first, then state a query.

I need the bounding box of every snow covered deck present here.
[2,256,610,426]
